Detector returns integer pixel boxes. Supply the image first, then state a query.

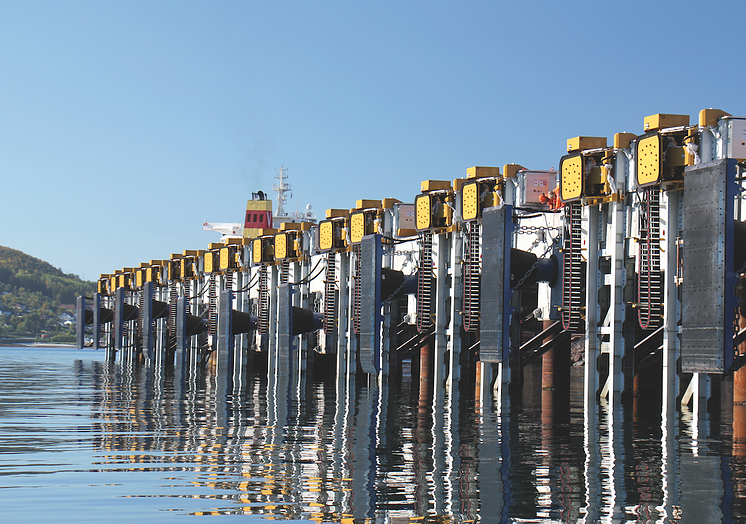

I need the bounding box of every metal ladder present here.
[417,232,434,333]
[562,201,583,332]
[463,222,481,332]
[279,260,290,285]
[168,281,177,342]
[208,274,217,338]
[352,244,361,334]
[638,187,662,330]
[323,253,336,334]
[258,265,269,335]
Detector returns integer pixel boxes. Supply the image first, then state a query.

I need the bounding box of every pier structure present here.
[78,109,746,418]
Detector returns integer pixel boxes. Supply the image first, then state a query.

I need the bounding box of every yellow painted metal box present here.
[567,136,607,152]
[613,132,637,149]
[325,209,350,219]
[420,180,451,192]
[643,113,689,131]
[382,198,401,209]
[355,199,381,210]
[699,108,730,127]
[452,178,469,192]
[503,164,526,179]
[466,166,500,179]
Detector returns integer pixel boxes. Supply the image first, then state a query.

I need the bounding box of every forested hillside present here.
[0,246,96,342]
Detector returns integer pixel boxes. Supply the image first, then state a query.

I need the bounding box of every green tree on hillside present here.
[0,246,96,341]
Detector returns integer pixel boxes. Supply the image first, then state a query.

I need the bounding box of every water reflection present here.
[1,347,743,522]
[89,358,734,521]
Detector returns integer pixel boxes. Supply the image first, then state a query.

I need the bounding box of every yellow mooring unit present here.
[274,230,301,261]
[559,153,583,202]
[252,236,275,265]
[461,170,502,221]
[219,245,239,272]
[203,250,216,274]
[134,268,145,288]
[318,216,347,252]
[415,193,433,231]
[636,133,662,187]
[349,209,379,244]
[145,264,161,284]
[415,180,453,232]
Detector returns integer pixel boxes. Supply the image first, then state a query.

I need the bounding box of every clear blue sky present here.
[1,0,743,281]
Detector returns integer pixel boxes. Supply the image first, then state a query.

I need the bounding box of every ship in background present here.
[204,166,316,240]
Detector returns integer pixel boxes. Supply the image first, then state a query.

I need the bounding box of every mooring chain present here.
[515,225,561,234]
[383,278,409,304]
[511,233,560,292]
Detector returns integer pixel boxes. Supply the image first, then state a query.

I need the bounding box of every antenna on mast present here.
[272,166,292,217]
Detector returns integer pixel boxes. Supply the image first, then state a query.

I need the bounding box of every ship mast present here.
[272,166,292,217]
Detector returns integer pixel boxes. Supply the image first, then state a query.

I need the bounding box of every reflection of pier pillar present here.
[415,342,433,517]
[475,361,483,409]
[351,381,376,521]
[476,402,505,519]
[420,340,432,406]
[540,361,573,521]
[735,367,746,460]
[733,374,746,521]
[332,374,354,515]
[681,374,711,424]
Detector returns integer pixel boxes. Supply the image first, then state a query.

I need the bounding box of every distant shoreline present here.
[0,341,77,348]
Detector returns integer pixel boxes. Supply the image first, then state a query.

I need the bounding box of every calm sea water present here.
[0,346,740,523]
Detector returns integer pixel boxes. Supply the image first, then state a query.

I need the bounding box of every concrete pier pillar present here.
[336,253,349,378]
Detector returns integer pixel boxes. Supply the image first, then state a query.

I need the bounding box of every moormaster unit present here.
[77,108,746,418]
